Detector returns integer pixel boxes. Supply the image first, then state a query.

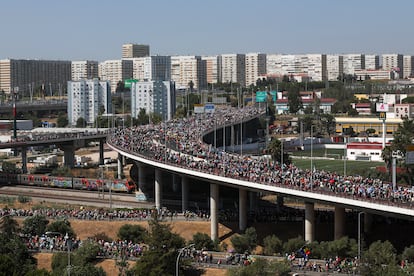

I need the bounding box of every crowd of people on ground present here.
[108,105,414,207]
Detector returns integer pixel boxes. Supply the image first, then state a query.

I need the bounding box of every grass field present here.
[289,148,385,176]
[291,158,384,176]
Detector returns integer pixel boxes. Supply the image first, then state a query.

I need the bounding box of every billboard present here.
[205,103,215,113]
[376,103,389,112]
[256,91,277,103]
[256,91,267,103]
[124,79,138,89]
[193,104,205,114]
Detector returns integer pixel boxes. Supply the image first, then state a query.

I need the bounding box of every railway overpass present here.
[0,130,110,172]
[107,106,414,243]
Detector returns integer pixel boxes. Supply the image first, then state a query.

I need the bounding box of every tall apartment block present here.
[71,61,99,81]
[382,54,404,79]
[245,53,266,87]
[127,56,171,82]
[201,56,219,85]
[130,80,176,121]
[98,60,133,92]
[171,56,206,90]
[403,55,414,78]
[122,43,150,58]
[219,54,246,86]
[342,54,364,75]
[0,59,71,96]
[324,55,343,81]
[67,79,112,126]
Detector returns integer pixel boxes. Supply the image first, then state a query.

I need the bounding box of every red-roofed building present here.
[351,103,372,115]
[346,142,385,161]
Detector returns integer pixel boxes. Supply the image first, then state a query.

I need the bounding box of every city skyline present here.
[1,0,414,61]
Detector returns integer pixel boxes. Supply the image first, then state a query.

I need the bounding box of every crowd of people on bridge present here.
[108,106,414,207]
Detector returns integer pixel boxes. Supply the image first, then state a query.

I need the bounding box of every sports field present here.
[289,148,385,176]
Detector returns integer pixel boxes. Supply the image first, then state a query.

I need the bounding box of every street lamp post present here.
[310,125,314,191]
[64,233,72,276]
[176,243,195,276]
[358,212,364,261]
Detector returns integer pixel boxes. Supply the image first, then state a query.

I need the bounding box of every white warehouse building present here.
[67,79,112,126]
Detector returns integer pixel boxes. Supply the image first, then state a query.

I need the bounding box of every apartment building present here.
[245,53,266,87]
[403,55,414,78]
[324,55,343,81]
[171,56,206,90]
[122,43,150,58]
[201,56,219,85]
[71,61,99,81]
[342,54,364,75]
[382,54,403,78]
[67,79,112,126]
[130,80,176,121]
[98,60,133,92]
[219,54,245,86]
[364,54,380,70]
[0,59,71,96]
[127,56,171,82]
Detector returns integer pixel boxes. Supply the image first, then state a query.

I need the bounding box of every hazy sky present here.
[1,0,412,61]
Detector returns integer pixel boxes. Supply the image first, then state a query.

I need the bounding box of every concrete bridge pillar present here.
[231,125,235,146]
[239,188,247,231]
[334,206,346,240]
[155,169,162,210]
[364,212,373,234]
[117,153,123,179]
[210,183,219,241]
[21,147,27,174]
[305,202,315,242]
[172,174,179,193]
[61,143,75,168]
[99,139,105,165]
[181,176,189,213]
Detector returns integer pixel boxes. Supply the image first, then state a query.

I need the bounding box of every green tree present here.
[1,161,21,174]
[287,87,302,114]
[76,117,86,128]
[283,236,305,255]
[230,227,257,253]
[0,215,19,236]
[0,232,37,275]
[56,112,68,127]
[117,224,147,243]
[136,108,149,125]
[189,232,218,251]
[267,138,290,165]
[22,215,49,236]
[402,245,414,263]
[263,235,283,256]
[45,219,75,238]
[130,218,185,276]
[71,239,101,266]
[361,240,400,276]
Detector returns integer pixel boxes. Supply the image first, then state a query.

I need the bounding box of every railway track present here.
[0,186,155,209]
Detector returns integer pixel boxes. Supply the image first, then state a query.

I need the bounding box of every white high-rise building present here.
[382,54,403,78]
[403,55,414,78]
[98,60,133,92]
[364,55,380,70]
[305,54,325,81]
[201,56,219,85]
[128,56,171,82]
[245,53,266,87]
[219,54,246,85]
[67,79,111,126]
[342,54,364,75]
[131,80,176,121]
[71,61,99,81]
[325,55,343,81]
[171,56,206,90]
[266,54,283,77]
